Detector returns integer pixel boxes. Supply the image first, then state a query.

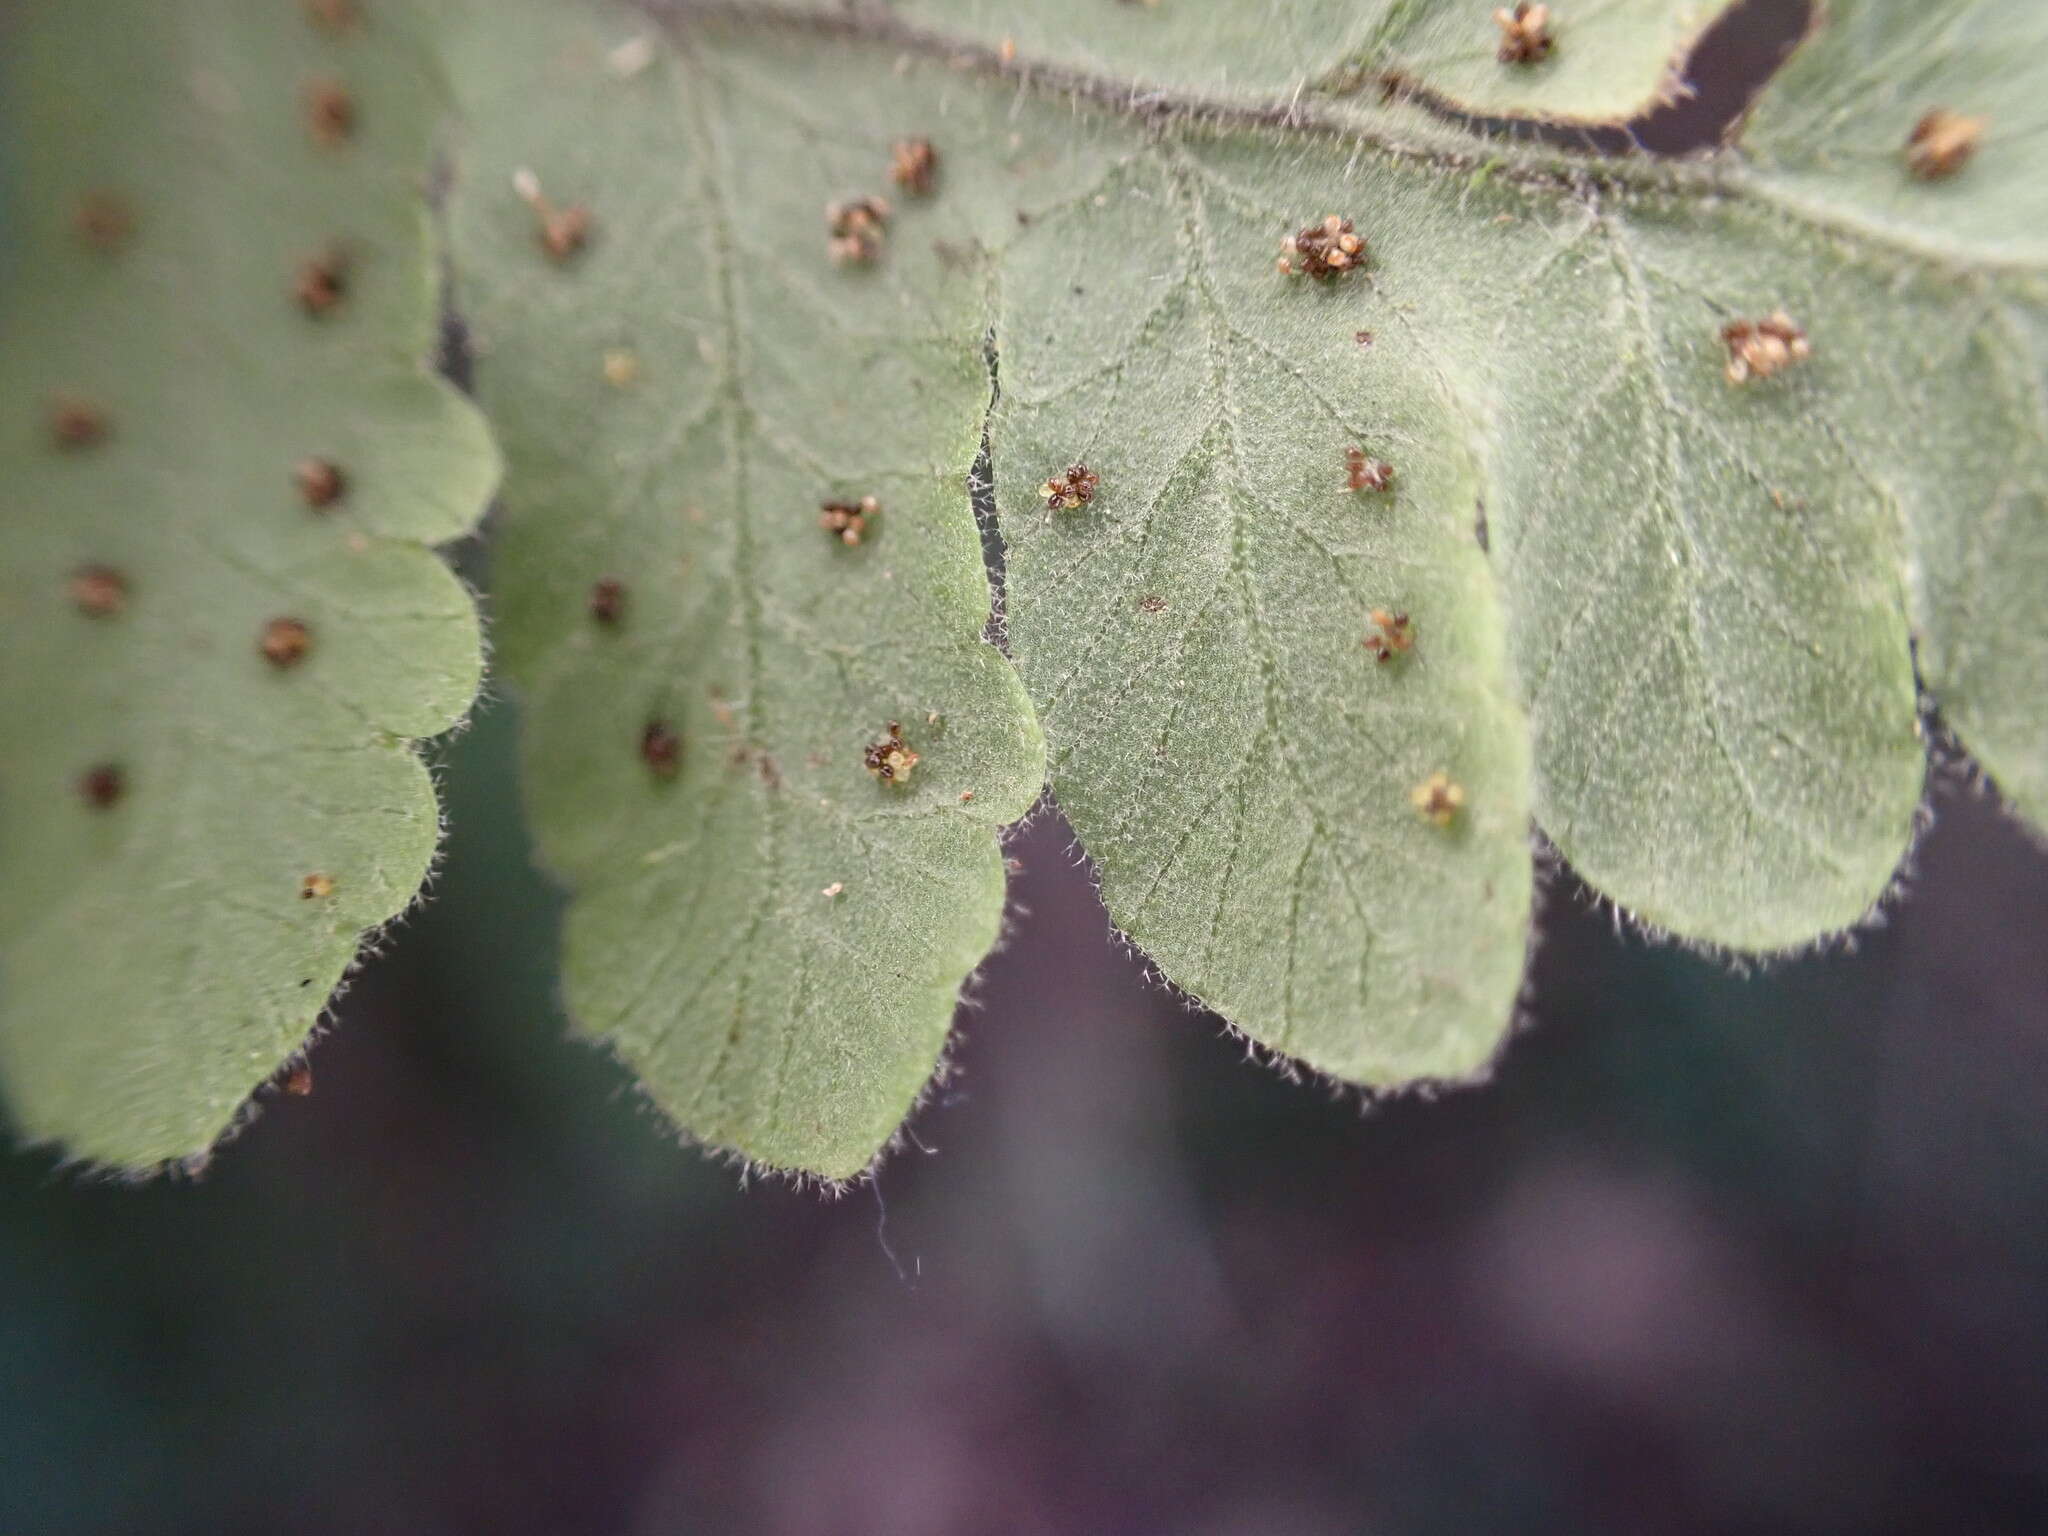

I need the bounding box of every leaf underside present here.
[0,3,496,1166]
[443,0,2043,1177]
[441,4,1045,1180]
[4,0,2043,1179]
[771,0,1712,123]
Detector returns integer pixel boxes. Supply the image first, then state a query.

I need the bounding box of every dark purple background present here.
[6,698,2046,1536]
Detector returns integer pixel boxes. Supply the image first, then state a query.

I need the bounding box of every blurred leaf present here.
[0,2,496,1165]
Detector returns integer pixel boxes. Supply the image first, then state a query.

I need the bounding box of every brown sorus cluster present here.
[1411,771,1465,827]
[1364,608,1412,662]
[300,872,336,900]
[261,617,314,668]
[74,190,136,253]
[641,719,682,779]
[1041,463,1100,512]
[1345,448,1394,493]
[1494,3,1555,64]
[1905,108,1986,180]
[589,576,627,625]
[295,458,347,509]
[70,564,129,618]
[48,395,109,449]
[827,197,891,264]
[1722,310,1810,385]
[1278,215,1366,279]
[296,250,349,315]
[79,763,126,809]
[514,168,591,263]
[819,496,879,546]
[282,1064,315,1096]
[890,138,939,196]
[304,77,355,147]
[1139,595,1168,613]
[864,721,919,785]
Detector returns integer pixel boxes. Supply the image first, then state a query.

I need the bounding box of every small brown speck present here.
[603,349,639,387]
[79,763,125,810]
[864,721,919,784]
[589,577,626,625]
[891,138,939,196]
[305,0,360,32]
[959,790,974,803]
[1906,107,1986,180]
[282,1064,315,1096]
[304,77,355,147]
[1412,771,1465,827]
[74,190,135,253]
[1139,595,1168,614]
[641,719,682,779]
[1722,309,1810,385]
[1364,608,1412,662]
[1494,3,1555,64]
[1345,447,1394,493]
[48,395,109,449]
[295,458,346,509]
[301,872,335,900]
[70,564,129,618]
[541,205,590,262]
[261,617,314,668]
[1041,463,1099,512]
[513,168,591,263]
[295,250,349,316]
[1354,330,1376,348]
[827,196,891,264]
[820,496,879,546]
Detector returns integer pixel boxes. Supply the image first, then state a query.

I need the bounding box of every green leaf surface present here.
[989,135,1535,1080]
[1740,0,2048,267]
[439,3,1044,1180]
[1737,0,2048,827]
[441,0,2044,1174]
[1482,183,1928,945]
[0,2,496,1165]
[15,0,2040,1181]
[866,0,1727,122]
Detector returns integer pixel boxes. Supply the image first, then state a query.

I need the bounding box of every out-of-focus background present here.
[4,695,2047,1536]
[9,2,2048,1529]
